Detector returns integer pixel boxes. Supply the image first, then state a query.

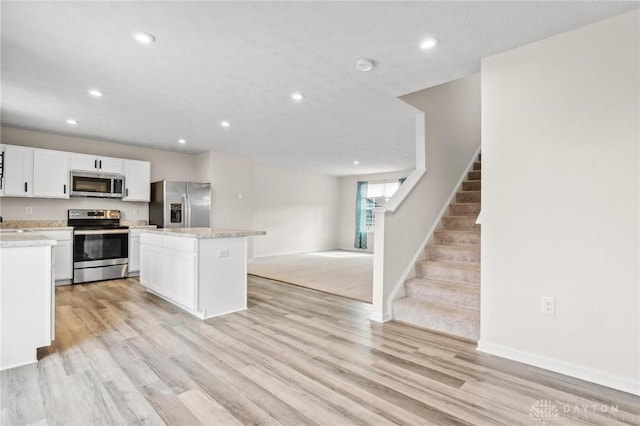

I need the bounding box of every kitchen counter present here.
[139,227,265,319]
[0,231,58,248]
[121,220,155,229]
[140,227,266,239]
[1,231,55,370]
[0,221,73,231]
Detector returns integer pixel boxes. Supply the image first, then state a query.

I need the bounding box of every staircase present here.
[392,155,481,341]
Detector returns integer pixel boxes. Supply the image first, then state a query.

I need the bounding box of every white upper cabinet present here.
[2,145,34,197]
[1,144,151,201]
[70,153,123,174]
[99,156,124,174]
[33,149,70,199]
[123,159,151,202]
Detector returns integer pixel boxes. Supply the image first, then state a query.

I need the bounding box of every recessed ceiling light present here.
[178,139,186,144]
[353,160,360,165]
[133,32,155,45]
[220,121,231,128]
[66,119,78,125]
[291,92,305,101]
[420,37,438,50]
[355,58,375,72]
[88,89,103,97]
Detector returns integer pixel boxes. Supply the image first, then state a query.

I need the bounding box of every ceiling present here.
[1,2,637,176]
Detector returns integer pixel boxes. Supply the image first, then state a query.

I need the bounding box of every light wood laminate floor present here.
[2,276,638,425]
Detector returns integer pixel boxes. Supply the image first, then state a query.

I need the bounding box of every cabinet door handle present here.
[99,160,102,169]
[94,159,98,169]
[126,188,129,197]
[24,182,28,192]
[63,184,67,194]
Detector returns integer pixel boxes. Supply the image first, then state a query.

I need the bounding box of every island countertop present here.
[140,227,266,239]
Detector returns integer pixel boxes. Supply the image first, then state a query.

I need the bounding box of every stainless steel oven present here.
[69,209,129,283]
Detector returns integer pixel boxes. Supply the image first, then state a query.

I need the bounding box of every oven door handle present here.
[74,229,129,235]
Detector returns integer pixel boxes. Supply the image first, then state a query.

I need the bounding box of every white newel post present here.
[370,209,387,322]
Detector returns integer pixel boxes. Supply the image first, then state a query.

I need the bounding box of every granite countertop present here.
[141,227,266,239]
[0,220,73,231]
[0,220,154,231]
[0,231,58,248]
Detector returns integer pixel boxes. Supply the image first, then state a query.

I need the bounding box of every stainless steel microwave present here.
[70,171,124,198]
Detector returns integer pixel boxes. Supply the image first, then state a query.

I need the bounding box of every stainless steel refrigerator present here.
[149,180,211,228]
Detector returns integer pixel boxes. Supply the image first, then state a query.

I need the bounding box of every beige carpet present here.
[248,250,373,303]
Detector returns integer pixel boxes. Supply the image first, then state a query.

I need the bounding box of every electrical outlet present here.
[26,206,32,215]
[217,249,230,257]
[541,297,555,315]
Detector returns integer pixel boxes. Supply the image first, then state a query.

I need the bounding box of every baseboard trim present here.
[251,247,342,259]
[370,311,391,323]
[477,340,640,396]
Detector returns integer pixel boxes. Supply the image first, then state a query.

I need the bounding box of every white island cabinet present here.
[0,232,56,371]
[139,228,265,319]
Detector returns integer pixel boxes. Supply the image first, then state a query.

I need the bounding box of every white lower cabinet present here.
[38,230,73,283]
[128,229,146,275]
[140,235,197,310]
[139,232,248,320]
[140,243,162,293]
[1,244,54,370]
[162,248,196,310]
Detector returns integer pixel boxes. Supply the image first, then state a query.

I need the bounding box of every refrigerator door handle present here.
[181,193,188,227]
[185,193,191,228]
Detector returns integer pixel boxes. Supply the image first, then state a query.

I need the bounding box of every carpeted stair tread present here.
[417,259,480,271]
[441,215,480,230]
[393,297,480,341]
[426,244,480,263]
[462,180,481,191]
[434,229,481,245]
[449,202,481,216]
[456,190,481,203]
[468,170,481,180]
[405,278,480,310]
[416,260,480,285]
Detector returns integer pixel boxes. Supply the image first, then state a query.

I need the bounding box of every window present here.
[355,178,404,249]
[365,181,400,231]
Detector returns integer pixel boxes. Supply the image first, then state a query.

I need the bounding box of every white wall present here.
[371,74,481,321]
[0,127,199,221]
[480,10,639,394]
[337,170,411,252]
[197,151,255,231]
[253,165,339,257]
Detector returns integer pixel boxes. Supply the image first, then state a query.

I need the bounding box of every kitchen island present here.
[0,230,56,371]
[139,227,265,319]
